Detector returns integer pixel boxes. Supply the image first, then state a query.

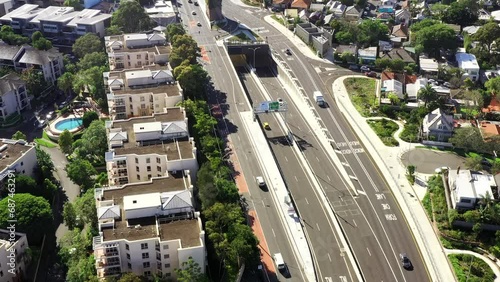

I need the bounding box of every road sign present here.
[269,101,279,111]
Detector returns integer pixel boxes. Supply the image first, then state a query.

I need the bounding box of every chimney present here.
[456,166,460,175]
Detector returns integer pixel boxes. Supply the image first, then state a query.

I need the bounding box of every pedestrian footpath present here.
[333,75,456,282]
[240,110,316,282]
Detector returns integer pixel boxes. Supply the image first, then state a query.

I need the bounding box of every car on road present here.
[360,65,370,72]
[400,253,412,269]
[194,1,199,5]
[191,11,196,15]
[188,0,192,3]
[197,21,201,26]
[277,97,284,106]
[285,48,292,56]
[263,122,270,130]
[256,176,266,190]
[365,71,377,78]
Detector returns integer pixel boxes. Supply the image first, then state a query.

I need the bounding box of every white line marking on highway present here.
[316,156,320,162]
[366,248,372,256]
[294,175,298,182]
[316,223,321,231]
[356,190,367,196]
[352,219,357,227]
[244,153,248,160]
[297,126,301,131]
[305,198,309,204]
[327,175,331,181]
[237,135,241,141]
[285,156,288,162]
[271,228,276,237]
[341,162,349,166]
[348,175,358,180]
[327,253,332,262]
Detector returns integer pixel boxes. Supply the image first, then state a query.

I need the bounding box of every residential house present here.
[0,73,30,120]
[145,0,178,26]
[308,11,322,23]
[480,121,500,142]
[104,110,198,186]
[448,168,498,210]
[291,0,311,10]
[377,13,392,21]
[327,0,346,17]
[405,77,427,101]
[0,5,111,43]
[309,3,324,11]
[295,23,332,55]
[379,48,415,64]
[456,52,480,82]
[390,24,408,47]
[478,9,491,21]
[93,174,205,279]
[104,66,182,120]
[272,0,292,9]
[463,26,480,36]
[344,5,361,21]
[422,108,454,141]
[381,71,417,99]
[0,229,30,281]
[0,138,37,183]
[0,43,64,84]
[0,0,13,17]
[419,56,439,75]
[105,33,170,71]
[394,8,410,24]
[334,44,357,63]
[357,46,377,65]
[482,96,500,114]
[323,13,334,25]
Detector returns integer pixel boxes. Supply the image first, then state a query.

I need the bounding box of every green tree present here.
[449,127,490,153]
[105,25,122,36]
[57,72,74,96]
[42,178,58,200]
[387,92,400,105]
[32,35,53,51]
[66,159,97,190]
[0,194,52,244]
[14,175,37,194]
[74,188,98,227]
[485,76,500,95]
[20,67,47,99]
[74,120,107,164]
[417,84,438,106]
[375,58,392,70]
[82,111,99,128]
[72,33,104,58]
[66,255,98,282]
[169,35,201,68]
[58,129,73,155]
[64,0,83,10]
[63,202,77,230]
[429,3,448,20]
[175,257,209,282]
[442,0,479,27]
[356,20,389,47]
[11,130,26,140]
[73,66,107,100]
[492,160,500,175]
[406,165,416,185]
[473,22,500,53]
[462,89,484,119]
[111,1,155,33]
[165,23,186,41]
[414,23,457,58]
[174,63,208,99]
[117,273,148,282]
[390,59,405,72]
[0,25,29,45]
[77,52,108,71]
[35,146,55,181]
[465,155,483,171]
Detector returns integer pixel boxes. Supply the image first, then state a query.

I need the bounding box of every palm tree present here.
[418,84,437,107]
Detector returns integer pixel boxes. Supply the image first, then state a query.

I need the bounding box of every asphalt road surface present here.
[401,148,466,174]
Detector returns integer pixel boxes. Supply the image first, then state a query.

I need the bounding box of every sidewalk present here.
[332,75,456,282]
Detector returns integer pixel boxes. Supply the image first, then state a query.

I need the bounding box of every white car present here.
[191,11,196,15]
[277,98,284,106]
[37,120,47,128]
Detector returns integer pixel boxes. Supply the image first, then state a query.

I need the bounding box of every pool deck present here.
[46,114,84,141]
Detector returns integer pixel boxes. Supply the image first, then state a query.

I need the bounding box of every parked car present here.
[197,21,201,27]
[46,111,55,120]
[365,71,377,78]
[256,176,266,190]
[400,253,412,269]
[360,65,370,72]
[443,82,451,88]
[191,11,196,15]
[348,64,359,71]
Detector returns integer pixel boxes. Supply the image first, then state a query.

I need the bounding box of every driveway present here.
[401,148,466,174]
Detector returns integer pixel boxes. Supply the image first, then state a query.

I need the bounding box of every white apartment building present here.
[0,229,30,281]
[0,139,37,183]
[0,5,111,43]
[456,52,480,82]
[0,73,30,120]
[448,168,498,210]
[93,175,205,280]
[104,109,198,187]
[0,42,64,84]
[104,66,182,120]
[105,33,170,71]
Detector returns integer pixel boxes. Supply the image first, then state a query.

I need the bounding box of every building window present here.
[163,245,169,250]
[20,162,23,166]
[135,158,139,164]
[143,262,150,268]
[126,244,129,250]
[141,243,148,250]
[157,166,161,172]
[164,254,169,259]
[165,263,170,268]
[129,97,132,102]
[137,54,141,59]
[147,166,151,172]
[144,271,151,276]
[137,175,141,180]
[140,96,145,102]
[141,104,146,109]
[155,104,159,108]
[130,104,133,110]
[156,157,161,163]
[128,263,131,269]
[148,174,152,180]
[146,158,150,163]
[126,253,130,259]
[136,166,140,172]
[165,273,171,277]
[142,252,149,259]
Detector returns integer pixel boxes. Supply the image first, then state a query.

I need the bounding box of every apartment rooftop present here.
[106,67,179,97]
[66,9,111,26]
[159,219,201,247]
[18,46,62,65]
[0,139,34,173]
[105,33,170,54]
[0,73,24,97]
[0,4,39,21]
[30,6,74,23]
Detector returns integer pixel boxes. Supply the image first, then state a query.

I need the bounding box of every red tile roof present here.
[291,0,311,9]
[482,96,500,113]
[480,121,500,140]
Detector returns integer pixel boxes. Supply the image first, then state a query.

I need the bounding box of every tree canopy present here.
[165,23,186,41]
[58,129,73,155]
[0,193,52,244]
[66,158,97,190]
[82,111,99,128]
[0,25,29,45]
[174,63,208,99]
[176,257,210,282]
[20,67,48,99]
[413,22,457,58]
[473,22,500,53]
[331,19,389,47]
[485,76,500,95]
[77,52,108,71]
[73,120,108,164]
[441,0,479,27]
[64,0,83,10]
[31,31,53,51]
[169,34,201,68]
[111,1,155,33]
[57,72,74,96]
[11,130,26,140]
[72,33,104,58]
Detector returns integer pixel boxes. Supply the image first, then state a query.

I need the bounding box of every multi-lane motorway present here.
[177,0,432,281]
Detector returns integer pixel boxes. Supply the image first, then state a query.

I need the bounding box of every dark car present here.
[348,64,359,71]
[285,48,292,56]
[400,253,412,269]
[365,71,377,78]
[194,1,199,5]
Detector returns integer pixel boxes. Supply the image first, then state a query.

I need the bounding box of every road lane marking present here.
[271,228,276,237]
[285,156,288,162]
[294,175,298,182]
[316,223,321,231]
[327,253,332,262]
[316,156,320,162]
[327,175,331,181]
[305,197,309,204]
[367,248,372,256]
[244,154,248,160]
[356,190,366,196]
[352,219,357,227]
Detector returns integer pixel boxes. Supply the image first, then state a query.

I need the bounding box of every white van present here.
[274,253,286,270]
[256,176,265,187]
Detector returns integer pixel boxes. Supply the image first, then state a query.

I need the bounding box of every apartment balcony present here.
[117,163,127,169]
[97,266,121,278]
[97,258,121,268]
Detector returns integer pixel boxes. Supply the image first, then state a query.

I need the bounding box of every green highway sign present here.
[269,102,279,111]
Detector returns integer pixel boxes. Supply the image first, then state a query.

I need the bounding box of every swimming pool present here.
[54,118,83,131]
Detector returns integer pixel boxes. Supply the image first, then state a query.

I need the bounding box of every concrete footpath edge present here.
[332,75,455,282]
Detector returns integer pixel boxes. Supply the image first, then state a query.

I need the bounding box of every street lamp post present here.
[249,47,261,73]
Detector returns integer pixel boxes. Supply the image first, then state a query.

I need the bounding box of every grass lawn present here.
[271,15,285,26]
[448,254,495,282]
[344,78,377,117]
[34,131,57,148]
[367,119,399,147]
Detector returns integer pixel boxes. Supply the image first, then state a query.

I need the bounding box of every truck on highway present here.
[313,91,325,107]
